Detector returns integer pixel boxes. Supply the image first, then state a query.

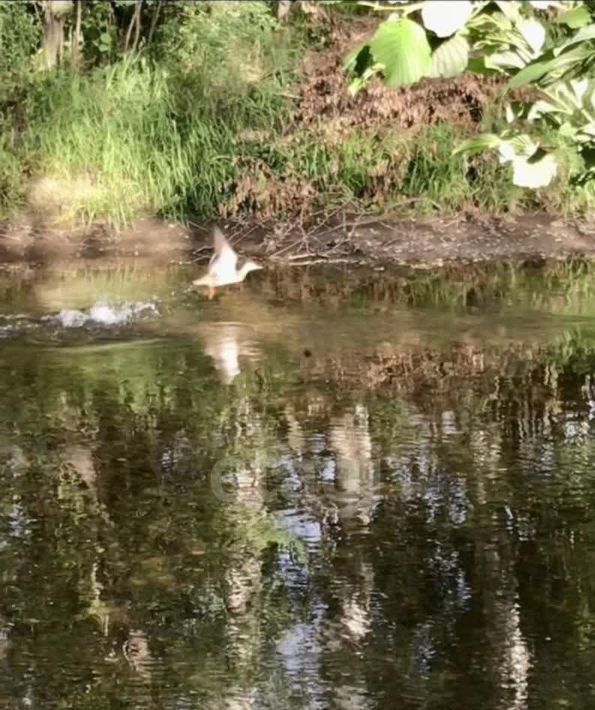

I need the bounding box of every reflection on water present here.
[1,262,595,708]
[199,322,260,385]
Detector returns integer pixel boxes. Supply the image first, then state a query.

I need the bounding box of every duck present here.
[192,226,263,299]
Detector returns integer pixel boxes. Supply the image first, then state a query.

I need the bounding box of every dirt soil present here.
[1,213,595,271]
[294,16,505,134]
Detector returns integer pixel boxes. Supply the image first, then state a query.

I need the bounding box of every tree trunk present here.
[276,1,292,22]
[41,0,73,69]
[124,0,143,52]
[132,0,143,52]
[147,0,161,46]
[71,0,83,69]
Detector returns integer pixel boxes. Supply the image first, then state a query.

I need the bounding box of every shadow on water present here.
[1,259,595,708]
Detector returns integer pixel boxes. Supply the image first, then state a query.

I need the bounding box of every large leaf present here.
[487,50,530,71]
[495,1,522,23]
[508,57,553,88]
[420,1,473,38]
[454,133,502,156]
[508,45,592,89]
[511,152,558,187]
[494,136,558,187]
[517,19,546,55]
[555,6,591,29]
[498,134,538,163]
[527,98,560,121]
[427,34,469,78]
[467,56,500,76]
[555,24,595,54]
[369,18,432,87]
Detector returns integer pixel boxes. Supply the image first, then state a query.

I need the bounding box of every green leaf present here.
[498,135,538,162]
[369,18,432,87]
[559,121,578,138]
[555,24,595,54]
[427,34,469,78]
[454,133,502,156]
[511,151,558,187]
[508,45,590,89]
[495,1,522,23]
[527,99,559,121]
[517,19,546,54]
[420,1,473,38]
[487,50,529,71]
[555,6,592,30]
[467,56,499,76]
[508,57,553,89]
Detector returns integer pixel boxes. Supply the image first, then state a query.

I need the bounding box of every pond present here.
[1,260,595,709]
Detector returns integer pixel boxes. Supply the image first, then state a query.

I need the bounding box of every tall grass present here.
[18,2,295,225]
[5,2,295,225]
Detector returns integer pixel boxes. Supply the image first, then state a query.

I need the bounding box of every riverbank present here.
[2,213,595,270]
[1,6,593,236]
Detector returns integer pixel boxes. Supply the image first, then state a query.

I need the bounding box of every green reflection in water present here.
[0,261,595,708]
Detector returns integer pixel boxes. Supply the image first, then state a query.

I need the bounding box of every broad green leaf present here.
[495,1,522,23]
[508,45,590,89]
[505,103,525,123]
[453,133,502,155]
[467,56,499,76]
[498,135,538,163]
[517,19,546,55]
[509,135,539,158]
[555,24,595,54]
[527,99,559,121]
[369,18,432,87]
[559,121,579,138]
[508,57,552,88]
[427,34,469,78]
[420,1,473,38]
[555,6,591,29]
[348,64,383,95]
[487,50,528,71]
[511,152,558,187]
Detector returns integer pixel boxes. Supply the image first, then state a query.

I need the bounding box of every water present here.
[1,261,595,709]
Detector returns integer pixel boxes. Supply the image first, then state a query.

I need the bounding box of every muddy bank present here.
[1,212,595,271]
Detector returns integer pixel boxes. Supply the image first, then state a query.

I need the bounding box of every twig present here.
[287,252,327,261]
[124,0,142,52]
[147,0,161,45]
[270,236,303,258]
[132,0,143,52]
[287,257,353,266]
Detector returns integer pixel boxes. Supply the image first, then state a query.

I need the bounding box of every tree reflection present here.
[1,313,595,708]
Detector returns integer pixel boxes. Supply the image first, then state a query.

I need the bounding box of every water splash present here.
[49,300,159,329]
[0,314,35,338]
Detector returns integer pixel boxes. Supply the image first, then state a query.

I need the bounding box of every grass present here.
[19,54,292,225]
[0,2,592,228]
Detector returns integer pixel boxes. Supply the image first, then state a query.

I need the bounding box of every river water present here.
[1,261,595,709]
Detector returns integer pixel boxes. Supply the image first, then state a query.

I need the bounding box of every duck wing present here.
[209,226,238,280]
